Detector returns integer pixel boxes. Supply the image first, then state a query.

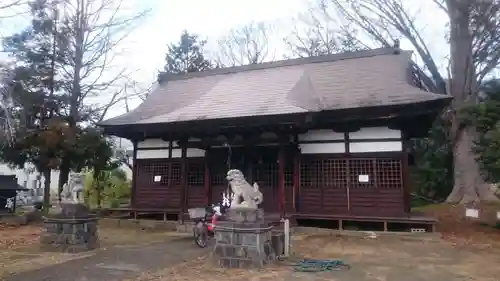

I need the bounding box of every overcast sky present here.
[1,0,448,121]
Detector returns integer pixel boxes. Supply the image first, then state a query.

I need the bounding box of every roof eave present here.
[101,97,451,140]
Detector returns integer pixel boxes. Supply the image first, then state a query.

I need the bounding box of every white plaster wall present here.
[349,127,401,140]
[136,148,206,159]
[298,127,403,154]
[137,139,170,149]
[136,149,170,159]
[348,126,403,152]
[300,143,346,154]
[136,138,206,159]
[349,141,403,153]
[298,130,345,141]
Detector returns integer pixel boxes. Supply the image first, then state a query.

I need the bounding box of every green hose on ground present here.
[292,259,351,272]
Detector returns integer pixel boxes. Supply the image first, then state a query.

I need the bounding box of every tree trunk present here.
[43,169,51,213]
[444,0,498,204]
[446,127,499,203]
[96,179,102,209]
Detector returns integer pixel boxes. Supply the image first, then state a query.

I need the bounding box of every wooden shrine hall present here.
[100,47,452,231]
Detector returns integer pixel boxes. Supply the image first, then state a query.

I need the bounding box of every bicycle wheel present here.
[194,222,209,248]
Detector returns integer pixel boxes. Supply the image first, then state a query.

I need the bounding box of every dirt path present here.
[4,237,209,281]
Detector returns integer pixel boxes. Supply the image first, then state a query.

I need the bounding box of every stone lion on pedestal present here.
[60,172,85,204]
[226,169,263,209]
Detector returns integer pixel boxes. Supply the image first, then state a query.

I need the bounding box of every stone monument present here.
[212,169,276,268]
[40,172,99,252]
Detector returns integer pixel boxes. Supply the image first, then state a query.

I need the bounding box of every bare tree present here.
[284,4,365,58]
[215,21,274,67]
[0,0,27,40]
[56,0,149,124]
[319,0,500,203]
[0,0,25,19]
[0,62,16,146]
[54,0,149,192]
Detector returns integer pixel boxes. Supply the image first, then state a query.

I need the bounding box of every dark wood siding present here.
[133,146,406,218]
[186,158,206,208]
[254,162,279,213]
[209,151,228,205]
[134,159,182,209]
[284,158,294,213]
[298,155,405,217]
[300,157,348,214]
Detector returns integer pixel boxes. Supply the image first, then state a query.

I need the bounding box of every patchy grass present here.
[131,204,500,281]
[131,233,500,281]
[0,224,43,250]
[0,223,188,279]
[0,223,87,278]
[416,203,500,248]
[129,254,290,281]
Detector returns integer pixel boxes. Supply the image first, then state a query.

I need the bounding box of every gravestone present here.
[212,170,275,268]
[40,173,99,253]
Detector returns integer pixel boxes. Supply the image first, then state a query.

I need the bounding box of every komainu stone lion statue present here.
[60,172,85,204]
[226,169,263,209]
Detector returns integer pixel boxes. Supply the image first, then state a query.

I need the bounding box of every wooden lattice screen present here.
[253,162,279,187]
[300,157,403,189]
[348,159,375,189]
[187,160,205,186]
[136,160,182,186]
[376,159,403,189]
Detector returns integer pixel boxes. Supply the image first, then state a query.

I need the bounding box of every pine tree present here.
[163,30,213,74]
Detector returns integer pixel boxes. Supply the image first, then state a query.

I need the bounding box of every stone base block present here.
[212,219,276,269]
[225,208,264,223]
[40,218,99,253]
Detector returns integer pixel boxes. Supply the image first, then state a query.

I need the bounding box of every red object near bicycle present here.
[189,205,225,248]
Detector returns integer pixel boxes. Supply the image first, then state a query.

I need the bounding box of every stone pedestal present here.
[40,203,99,253]
[213,208,275,268]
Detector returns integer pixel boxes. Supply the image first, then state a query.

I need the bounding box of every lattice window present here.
[254,162,278,187]
[155,162,170,185]
[376,159,402,189]
[323,159,348,189]
[170,162,182,185]
[349,159,375,188]
[210,163,227,185]
[136,160,174,185]
[188,161,205,186]
[300,158,321,188]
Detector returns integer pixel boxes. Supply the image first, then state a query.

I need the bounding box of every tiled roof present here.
[101,48,450,126]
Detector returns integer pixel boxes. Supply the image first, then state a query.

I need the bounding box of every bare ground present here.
[2,203,500,281]
[133,233,500,281]
[0,223,190,279]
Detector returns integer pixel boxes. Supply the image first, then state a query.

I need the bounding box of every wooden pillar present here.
[401,133,411,214]
[204,149,210,205]
[180,143,188,223]
[131,141,138,207]
[278,144,286,215]
[293,138,301,214]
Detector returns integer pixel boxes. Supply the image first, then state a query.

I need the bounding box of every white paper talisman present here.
[465,208,479,218]
[358,174,370,183]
